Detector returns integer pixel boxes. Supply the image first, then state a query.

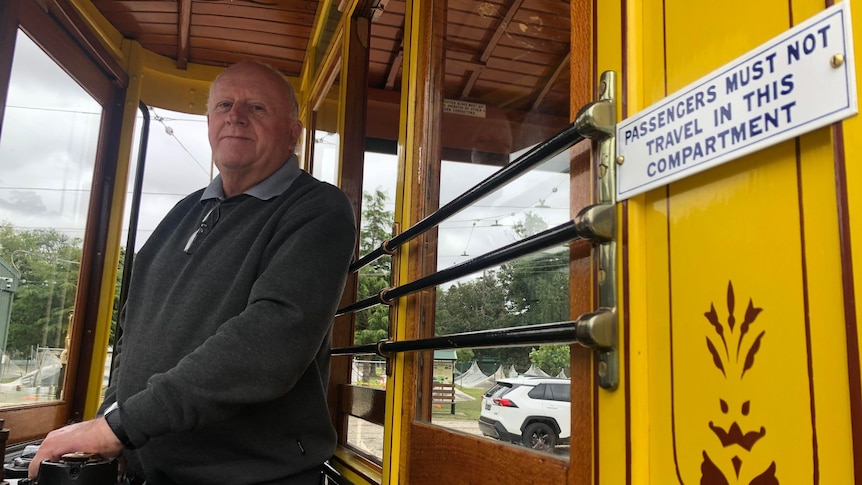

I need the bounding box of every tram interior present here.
[0,0,591,483]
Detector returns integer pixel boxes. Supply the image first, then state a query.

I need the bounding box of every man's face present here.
[207,63,301,180]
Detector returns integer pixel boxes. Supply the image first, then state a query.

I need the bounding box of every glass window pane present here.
[427,1,573,459]
[0,30,103,406]
[125,107,213,253]
[345,415,384,464]
[312,78,341,186]
[312,130,339,185]
[345,146,398,462]
[105,107,212,396]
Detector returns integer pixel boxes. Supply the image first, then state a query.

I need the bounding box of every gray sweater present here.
[101,170,356,484]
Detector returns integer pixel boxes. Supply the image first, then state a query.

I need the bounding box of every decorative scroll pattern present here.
[701,281,777,484]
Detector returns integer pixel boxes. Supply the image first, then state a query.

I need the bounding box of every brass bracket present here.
[573,71,619,390]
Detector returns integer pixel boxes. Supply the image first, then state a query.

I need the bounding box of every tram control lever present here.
[6,449,117,485]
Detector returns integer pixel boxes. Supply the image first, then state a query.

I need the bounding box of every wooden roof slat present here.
[367,24,402,41]
[481,60,546,77]
[189,47,304,71]
[530,51,569,110]
[192,14,313,36]
[446,0,509,13]
[445,11,497,30]
[92,0,570,117]
[177,0,192,69]
[520,0,571,15]
[193,0,320,16]
[92,0,179,14]
[472,68,545,88]
[445,57,483,72]
[190,25,307,48]
[131,33,177,47]
[459,68,482,99]
[193,37,306,58]
[99,11,178,25]
[480,0,523,63]
[513,7,572,32]
[108,21,177,36]
[491,42,567,63]
[384,48,403,90]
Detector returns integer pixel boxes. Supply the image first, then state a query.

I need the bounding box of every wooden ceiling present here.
[91,0,571,122]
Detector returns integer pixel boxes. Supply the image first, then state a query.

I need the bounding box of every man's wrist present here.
[103,402,135,450]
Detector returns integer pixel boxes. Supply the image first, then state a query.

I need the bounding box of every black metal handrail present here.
[336,219,581,316]
[118,102,150,313]
[331,320,582,357]
[349,122,585,273]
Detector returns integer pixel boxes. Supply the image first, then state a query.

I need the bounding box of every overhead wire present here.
[149,108,211,177]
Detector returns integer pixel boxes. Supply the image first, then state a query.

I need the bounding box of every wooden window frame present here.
[0,0,126,444]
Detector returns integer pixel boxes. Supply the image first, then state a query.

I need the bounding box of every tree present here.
[435,270,512,335]
[499,250,569,325]
[110,246,127,345]
[501,211,569,325]
[433,211,569,374]
[529,344,570,377]
[354,189,394,346]
[0,223,82,358]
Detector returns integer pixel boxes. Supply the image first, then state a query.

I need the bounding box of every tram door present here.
[322,0,599,483]
[597,0,862,483]
[365,0,599,483]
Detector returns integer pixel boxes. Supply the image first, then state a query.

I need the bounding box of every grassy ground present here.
[431,386,486,420]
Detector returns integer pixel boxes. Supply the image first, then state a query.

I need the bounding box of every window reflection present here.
[428,150,572,458]
[351,151,397,394]
[0,30,102,406]
[312,130,339,185]
[346,415,384,464]
[421,0,573,455]
[125,108,213,253]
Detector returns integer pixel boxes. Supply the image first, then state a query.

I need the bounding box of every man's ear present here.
[288,119,303,147]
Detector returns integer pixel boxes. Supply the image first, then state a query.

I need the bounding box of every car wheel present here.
[523,422,557,452]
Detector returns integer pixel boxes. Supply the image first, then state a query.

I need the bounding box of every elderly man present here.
[29,61,356,485]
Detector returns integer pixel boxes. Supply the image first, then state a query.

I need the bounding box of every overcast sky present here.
[2,30,571,276]
[0,31,101,240]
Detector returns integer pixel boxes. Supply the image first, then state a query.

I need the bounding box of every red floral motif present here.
[699,281,775,483]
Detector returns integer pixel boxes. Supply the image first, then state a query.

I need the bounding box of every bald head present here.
[207,61,299,119]
[206,61,304,197]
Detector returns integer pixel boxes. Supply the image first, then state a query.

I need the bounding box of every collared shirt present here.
[184,155,301,254]
[200,154,302,205]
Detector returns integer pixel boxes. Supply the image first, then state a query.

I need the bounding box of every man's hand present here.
[27,417,123,479]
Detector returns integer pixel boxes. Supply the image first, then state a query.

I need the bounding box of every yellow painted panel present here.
[667,145,812,483]
[664,0,792,91]
[842,0,862,412]
[595,1,625,484]
[799,127,856,483]
[611,0,858,483]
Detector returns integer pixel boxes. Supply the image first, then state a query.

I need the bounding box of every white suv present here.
[477,377,571,452]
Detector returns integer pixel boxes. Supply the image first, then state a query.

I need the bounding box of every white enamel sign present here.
[616,2,857,200]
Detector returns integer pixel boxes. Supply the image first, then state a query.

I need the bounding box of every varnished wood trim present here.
[47,0,128,87]
[330,14,371,448]
[0,0,19,141]
[177,0,192,70]
[833,121,862,484]
[569,0,593,481]
[1,402,70,444]
[70,84,124,421]
[20,0,114,104]
[1,0,123,434]
[407,421,568,485]
[339,385,387,425]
